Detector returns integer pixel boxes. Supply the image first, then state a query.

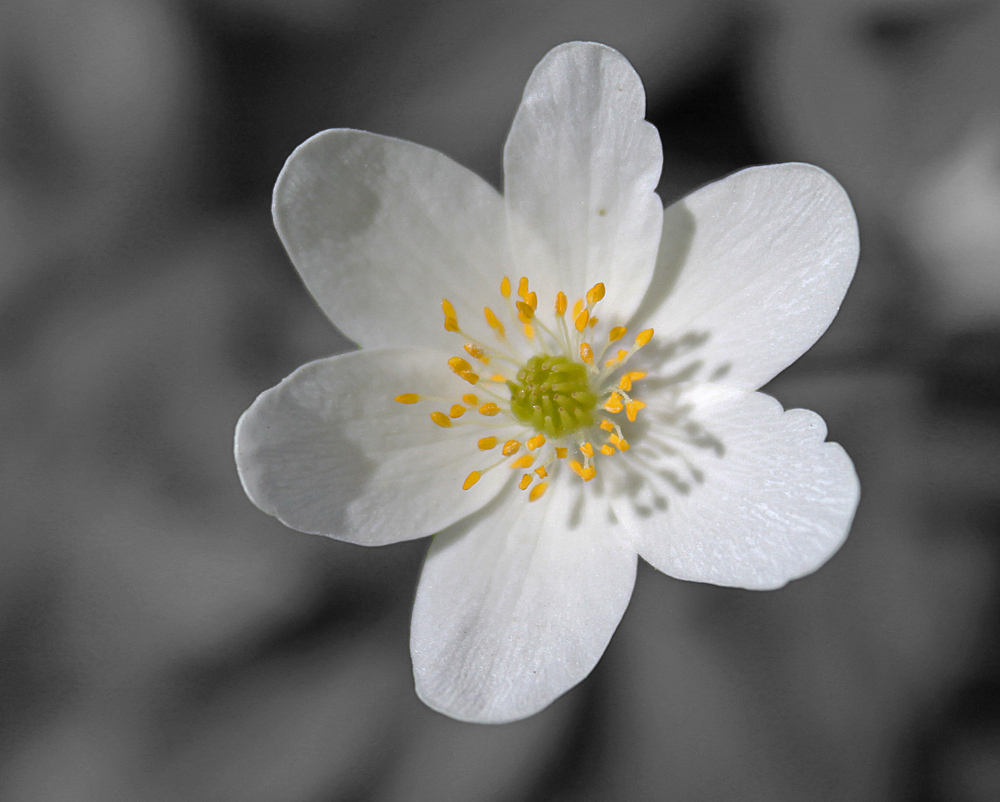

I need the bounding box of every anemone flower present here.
[235,42,860,723]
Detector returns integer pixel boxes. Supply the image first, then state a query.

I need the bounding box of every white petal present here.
[634,163,858,390]
[503,42,663,323]
[411,477,637,723]
[235,347,517,545]
[612,385,858,589]
[273,129,513,352]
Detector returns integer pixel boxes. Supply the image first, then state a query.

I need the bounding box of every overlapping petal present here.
[411,478,637,723]
[611,384,859,589]
[633,163,858,390]
[503,42,663,324]
[235,347,517,545]
[273,130,513,353]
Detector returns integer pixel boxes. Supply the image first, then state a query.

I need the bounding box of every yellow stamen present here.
[555,447,568,459]
[489,374,507,382]
[459,371,479,385]
[609,326,626,342]
[523,323,535,339]
[635,328,654,347]
[394,393,420,404]
[430,412,451,428]
[600,444,616,456]
[580,442,594,458]
[529,482,549,502]
[502,440,521,457]
[600,419,615,432]
[463,471,481,490]
[479,402,500,416]
[478,436,498,450]
[518,277,529,299]
[526,434,546,451]
[555,292,567,316]
[608,434,620,446]
[525,291,537,311]
[588,316,598,328]
[519,474,533,490]
[604,392,624,413]
[535,466,548,478]
[617,438,630,452]
[444,317,459,333]
[516,301,534,321]
[464,343,485,360]
[510,455,535,469]
[448,356,474,375]
[572,299,584,319]
[449,404,466,418]
[625,399,647,422]
[500,276,511,297]
[587,283,605,304]
[569,460,596,482]
[484,307,505,338]
[574,309,590,331]
[605,349,628,366]
[618,371,647,392]
[580,342,593,364]
[462,394,478,405]
[442,299,457,319]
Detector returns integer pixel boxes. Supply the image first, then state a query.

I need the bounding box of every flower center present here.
[394,276,654,501]
[508,355,598,437]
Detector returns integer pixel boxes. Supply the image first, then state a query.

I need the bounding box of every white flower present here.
[235,42,860,724]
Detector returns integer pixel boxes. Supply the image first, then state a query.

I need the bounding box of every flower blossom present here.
[235,42,860,724]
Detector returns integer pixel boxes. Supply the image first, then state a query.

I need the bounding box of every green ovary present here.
[507,355,598,438]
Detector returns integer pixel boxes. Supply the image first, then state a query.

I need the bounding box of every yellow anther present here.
[500,276,511,298]
[430,411,451,428]
[600,444,616,456]
[555,447,568,459]
[605,349,628,366]
[574,309,590,331]
[479,402,501,416]
[502,440,521,456]
[635,328,654,347]
[510,455,535,469]
[526,291,537,310]
[572,299,584,319]
[625,399,647,422]
[519,474,533,490]
[462,393,478,405]
[580,442,594,458]
[449,404,466,418]
[569,460,596,482]
[555,292,567,316]
[618,371,647,392]
[529,482,549,502]
[394,393,420,404]
[523,323,535,340]
[516,301,534,320]
[444,317,459,333]
[604,392,624,413]
[586,283,606,305]
[464,343,485,360]
[442,299,457,319]
[526,434,546,451]
[535,466,548,478]
[484,307,505,338]
[580,342,593,364]
[600,419,615,432]
[458,371,479,385]
[609,326,627,342]
[518,277,529,299]
[463,471,481,490]
[589,316,598,328]
[490,374,507,382]
[448,356,474,375]
[617,438,630,452]
[608,434,620,446]
[478,436,498,450]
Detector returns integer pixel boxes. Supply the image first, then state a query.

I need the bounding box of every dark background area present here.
[1,0,999,799]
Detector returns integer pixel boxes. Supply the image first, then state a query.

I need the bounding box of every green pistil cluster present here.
[508,355,598,438]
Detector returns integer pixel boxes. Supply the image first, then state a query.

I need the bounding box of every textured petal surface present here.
[411,477,637,723]
[273,129,512,353]
[503,42,663,324]
[235,347,517,545]
[611,384,858,589]
[632,163,858,390]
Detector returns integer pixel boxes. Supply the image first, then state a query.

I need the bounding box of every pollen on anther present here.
[510,455,535,469]
[617,438,630,452]
[479,402,500,416]
[600,444,616,456]
[600,419,615,432]
[516,301,534,321]
[605,349,628,366]
[580,342,593,364]
[528,482,549,502]
[635,328,654,347]
[517,277,529,299]
[394,393,420,404]
[574,309,590,331]
[478,436,498,450]
[569,460,596,482]
[462,394,478,405]
[502,440,521,456]
[625,400,646,422]
[448,356,474,375]
[519,474,533,490]
[526,434,546,451]
[618,371,647,392]
[580,442,594,458]
[555,447,568,459]
[555,292,567,316]
[463,471,481,490]
[535,466,548,478]
[500,277,511,298]
[586,283,605,305]
[604,392,624,413]
[609,326,626,342]
[430,411,451,428]
[464,343,485,360]
[525,291,537,311]
[449,404,466,418]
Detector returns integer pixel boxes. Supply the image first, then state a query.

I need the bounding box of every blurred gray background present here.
[2,0,999,799]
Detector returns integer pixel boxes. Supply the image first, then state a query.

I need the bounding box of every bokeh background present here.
[2,0,999,799]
